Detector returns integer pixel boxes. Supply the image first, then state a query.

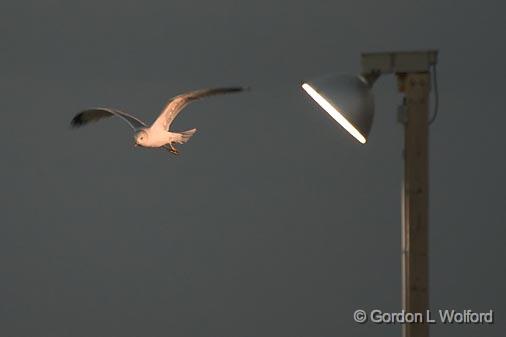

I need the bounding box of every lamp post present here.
[302,50,438,337]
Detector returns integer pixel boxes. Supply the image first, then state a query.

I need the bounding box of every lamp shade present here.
[302,74,374,144]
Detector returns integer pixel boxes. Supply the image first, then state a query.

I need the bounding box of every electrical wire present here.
[428,63,439,124]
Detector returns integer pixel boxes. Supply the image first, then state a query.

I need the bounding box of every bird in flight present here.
[71,87,246,155]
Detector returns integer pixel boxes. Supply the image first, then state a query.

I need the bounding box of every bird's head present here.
[134,130,149,147]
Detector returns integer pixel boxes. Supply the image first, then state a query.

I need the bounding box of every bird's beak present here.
[134,143,139,147]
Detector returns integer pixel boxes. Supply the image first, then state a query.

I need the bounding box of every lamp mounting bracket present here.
[361,50,438,75]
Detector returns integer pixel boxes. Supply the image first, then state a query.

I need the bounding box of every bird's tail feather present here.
[177,128,197,144]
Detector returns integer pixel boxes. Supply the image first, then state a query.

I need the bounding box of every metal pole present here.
[400,72,430,337]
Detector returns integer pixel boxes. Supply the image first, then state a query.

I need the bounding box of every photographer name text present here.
[353,309,494,324]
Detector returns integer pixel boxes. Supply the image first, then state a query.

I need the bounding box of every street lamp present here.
[302,50,438,337]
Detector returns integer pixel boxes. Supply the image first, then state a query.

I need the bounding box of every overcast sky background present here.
[1,1,505,336]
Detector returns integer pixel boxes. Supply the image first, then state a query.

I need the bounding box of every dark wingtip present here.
[70,112,85,128]
[222,86,248,93]
[225,86,251,94]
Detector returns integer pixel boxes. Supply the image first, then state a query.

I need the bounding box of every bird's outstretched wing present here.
[151,87,246,130]
[71,108,147,131]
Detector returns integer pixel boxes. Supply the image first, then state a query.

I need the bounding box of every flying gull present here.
[71,87,246,155]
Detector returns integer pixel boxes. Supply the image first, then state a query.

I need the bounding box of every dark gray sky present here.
[1,1,505,336]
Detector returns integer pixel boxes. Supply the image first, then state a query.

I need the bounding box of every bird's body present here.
[134,128,197,149]
[71,87,245,155]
